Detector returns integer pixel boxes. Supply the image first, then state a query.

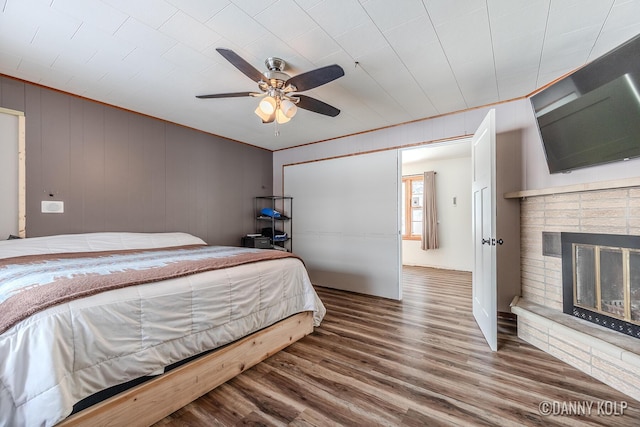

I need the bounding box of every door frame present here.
[0,107,26,238]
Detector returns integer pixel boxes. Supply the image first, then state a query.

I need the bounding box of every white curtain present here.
[421,171,439,250]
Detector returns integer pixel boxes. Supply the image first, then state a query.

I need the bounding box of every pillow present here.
[0,232,206,260]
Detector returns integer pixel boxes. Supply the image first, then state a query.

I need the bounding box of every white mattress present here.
[0,232,325,426]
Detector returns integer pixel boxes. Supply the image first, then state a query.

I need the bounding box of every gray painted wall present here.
[0,76,273,245]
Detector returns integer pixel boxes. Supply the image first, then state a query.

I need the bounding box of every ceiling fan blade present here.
[216,48,265,82]
[286,64,344,92]
[296,95,340,117]
[196,92,259,99]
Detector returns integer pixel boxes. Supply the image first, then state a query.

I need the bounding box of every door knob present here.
[482,238,503,246]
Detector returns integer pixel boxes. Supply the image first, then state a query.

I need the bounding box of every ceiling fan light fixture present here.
[258,96,276,115]
[254,105,273,122]
[280,99,297,118]
[275,109,291,124]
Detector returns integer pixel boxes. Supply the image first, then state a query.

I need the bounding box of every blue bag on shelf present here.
[260,207,281,218]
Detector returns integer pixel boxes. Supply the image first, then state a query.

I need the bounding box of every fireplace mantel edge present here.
[504,176,640,199]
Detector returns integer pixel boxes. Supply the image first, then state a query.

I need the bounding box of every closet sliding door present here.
[284,149,401,300]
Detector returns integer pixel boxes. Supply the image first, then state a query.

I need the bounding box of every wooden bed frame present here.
[58,311,314,427]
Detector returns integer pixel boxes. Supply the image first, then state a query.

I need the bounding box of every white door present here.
[471,109,497,351]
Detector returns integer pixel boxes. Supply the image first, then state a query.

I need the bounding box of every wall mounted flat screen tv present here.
[530,34,640,174]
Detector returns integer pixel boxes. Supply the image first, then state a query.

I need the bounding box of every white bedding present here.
[0,232,325,427]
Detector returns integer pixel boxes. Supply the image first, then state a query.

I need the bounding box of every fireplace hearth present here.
[562,232,640,339]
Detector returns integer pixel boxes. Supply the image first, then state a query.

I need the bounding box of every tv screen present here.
[530,34,640,174]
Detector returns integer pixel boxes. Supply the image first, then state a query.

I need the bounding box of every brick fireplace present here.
[510,185,640,402]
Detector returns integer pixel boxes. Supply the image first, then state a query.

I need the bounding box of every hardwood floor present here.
[155,266,640,426]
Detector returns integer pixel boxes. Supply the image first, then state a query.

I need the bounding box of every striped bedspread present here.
[0,245,297,334]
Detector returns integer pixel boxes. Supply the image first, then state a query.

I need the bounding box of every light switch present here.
[41,201,64,213]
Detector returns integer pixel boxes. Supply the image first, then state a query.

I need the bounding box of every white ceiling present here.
[402,139,471,165]
[1,0,639,151]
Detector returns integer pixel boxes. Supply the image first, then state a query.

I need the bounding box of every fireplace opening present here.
[562,232,640,339]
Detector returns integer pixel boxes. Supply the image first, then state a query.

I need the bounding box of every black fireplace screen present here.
[631,251,640,323]
[562,232,640,339]
[575,245,596,308]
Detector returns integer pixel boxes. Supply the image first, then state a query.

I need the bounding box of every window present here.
[402,175,423,240]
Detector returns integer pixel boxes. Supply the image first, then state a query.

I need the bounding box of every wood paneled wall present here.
[0,75,273,245]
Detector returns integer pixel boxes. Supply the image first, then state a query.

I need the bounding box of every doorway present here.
[400,139,473,271]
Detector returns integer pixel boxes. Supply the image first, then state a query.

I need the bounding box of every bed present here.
[0,232,325,426]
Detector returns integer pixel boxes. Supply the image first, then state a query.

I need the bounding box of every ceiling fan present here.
[197,48,345,126]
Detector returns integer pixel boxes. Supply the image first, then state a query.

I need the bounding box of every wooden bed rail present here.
[58,311,314,427]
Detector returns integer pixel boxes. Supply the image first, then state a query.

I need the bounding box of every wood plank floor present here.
[155,266,640,426]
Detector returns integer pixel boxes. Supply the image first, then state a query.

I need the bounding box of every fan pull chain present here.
[274,97,281,136]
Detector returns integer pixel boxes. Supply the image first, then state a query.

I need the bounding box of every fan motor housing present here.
[265,57,286,71]
[263,71,290,88]
[263,58,289,89]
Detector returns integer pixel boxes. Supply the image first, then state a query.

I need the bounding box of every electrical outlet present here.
[41,201,64,213]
